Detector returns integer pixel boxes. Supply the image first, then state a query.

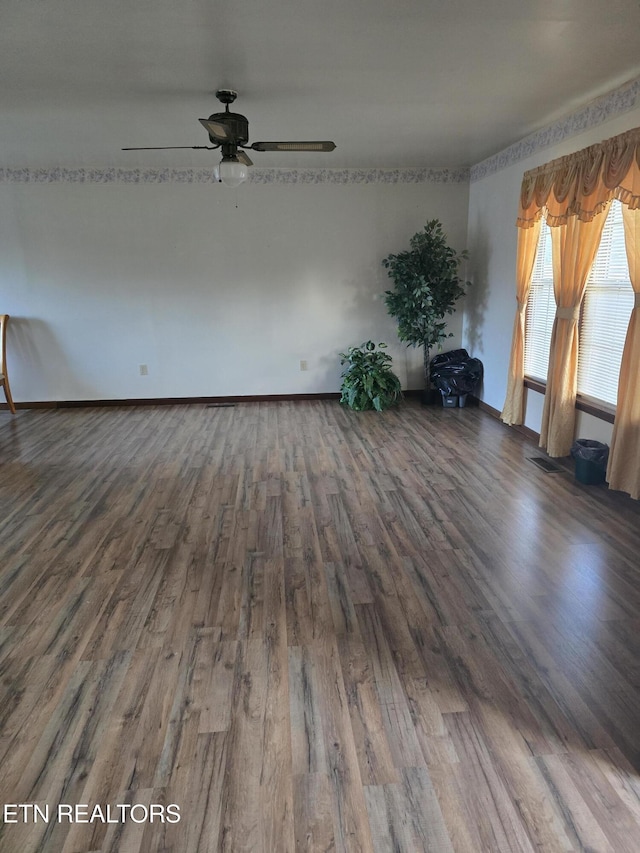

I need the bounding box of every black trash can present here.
[570,439,609,485]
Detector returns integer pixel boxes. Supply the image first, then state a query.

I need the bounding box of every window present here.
[577,202,635,404]
[524,222,554,382]
[524,200,634,407]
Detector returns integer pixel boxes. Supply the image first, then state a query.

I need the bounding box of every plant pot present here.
[420,388,439,405]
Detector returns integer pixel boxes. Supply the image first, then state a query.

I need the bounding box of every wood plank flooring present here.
[1,399,640,852]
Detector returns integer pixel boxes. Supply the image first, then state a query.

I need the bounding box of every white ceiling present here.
[2,0,640,171]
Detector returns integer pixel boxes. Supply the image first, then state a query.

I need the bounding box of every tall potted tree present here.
[382,220,470,403]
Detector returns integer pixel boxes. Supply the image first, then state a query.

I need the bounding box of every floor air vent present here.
[529,456,562,473]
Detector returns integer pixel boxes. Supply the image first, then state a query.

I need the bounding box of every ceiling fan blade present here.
[250,141,336,152]
[121,145,218,150]
[199,118,231,141]
[236,150,253,166]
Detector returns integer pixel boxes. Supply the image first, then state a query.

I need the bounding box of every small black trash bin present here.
[570,439,609,485]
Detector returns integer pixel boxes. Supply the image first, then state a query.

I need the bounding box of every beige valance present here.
[517,127,640,228]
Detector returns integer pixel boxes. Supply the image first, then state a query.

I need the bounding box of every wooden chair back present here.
[0,314,16,414]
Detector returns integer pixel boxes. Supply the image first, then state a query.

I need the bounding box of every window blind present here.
[577,201,634,406]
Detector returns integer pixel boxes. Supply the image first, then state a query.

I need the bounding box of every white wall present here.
[464,105,640,444]
[1,177,469,402]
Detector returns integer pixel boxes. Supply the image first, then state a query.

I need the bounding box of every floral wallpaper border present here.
[3,77,638,186]
[0,166,469,185]
[471,76,640,182]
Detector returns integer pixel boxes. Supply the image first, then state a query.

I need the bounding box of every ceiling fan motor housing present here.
[207,111,249,146]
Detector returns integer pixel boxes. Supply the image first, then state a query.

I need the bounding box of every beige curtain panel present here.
[607,205,640,499]
[539,211,608,456]
[503,126,640,497]
[500,221,541,425]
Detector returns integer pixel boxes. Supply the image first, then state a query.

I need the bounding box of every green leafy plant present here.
[382,220,470,389]
[339,341,402,411]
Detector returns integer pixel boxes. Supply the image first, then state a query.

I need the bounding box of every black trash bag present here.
[430,350,483,396]
[570,439,609,469]
[430,349,470,371]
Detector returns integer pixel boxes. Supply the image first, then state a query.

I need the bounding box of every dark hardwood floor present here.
[1,399,639,852]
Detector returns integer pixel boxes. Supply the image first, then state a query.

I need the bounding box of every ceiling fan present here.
[123,89,337,186]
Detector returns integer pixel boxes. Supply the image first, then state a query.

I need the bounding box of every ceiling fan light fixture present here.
[217,155,248,188]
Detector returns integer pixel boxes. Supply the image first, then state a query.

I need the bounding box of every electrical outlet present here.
[139,364,148,376]
[299,360,308,371]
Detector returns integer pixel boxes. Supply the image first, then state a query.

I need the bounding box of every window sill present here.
[523,377,615,424]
